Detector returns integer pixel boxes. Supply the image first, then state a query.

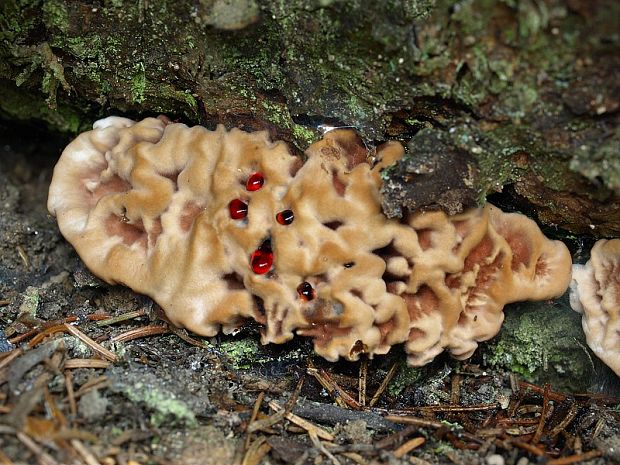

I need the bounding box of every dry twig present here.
[268,400,334,441]
[96,310,147,327]
[71,439,102,465]
[64,324,117,362]
[241,436,271,465]
[393,437,425,458]
[307,361,359,409]
[110,325,169,343]
[63,359,111,370]
[369,363,398,407]
[547,450,603,465]
[308,430,340,465]
[531,383,551,444]
[359,358,368,407]
[245,392,265,450]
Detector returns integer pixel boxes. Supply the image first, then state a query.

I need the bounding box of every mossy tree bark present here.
[1,0,619,235]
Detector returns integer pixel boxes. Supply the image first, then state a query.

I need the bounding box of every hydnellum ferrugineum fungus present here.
[570,239,620,376]
[48,117,573,366]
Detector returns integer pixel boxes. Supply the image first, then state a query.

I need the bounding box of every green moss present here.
[130,62,147,105]
[0,84,85,132]
[570,126,620,193]
[218,335,308,371]
[219,338,261,370]
[42,0,69,33]
[18,286,40,316]
[147,84,199,114]
[484,299,594,392]
[387,363,423,396]
[119,379,197,427]
[291,124,317,148]
[0,0,27,43]
[260,100,318,148]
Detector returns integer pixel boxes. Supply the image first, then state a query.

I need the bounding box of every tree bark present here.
[1,0,618,235]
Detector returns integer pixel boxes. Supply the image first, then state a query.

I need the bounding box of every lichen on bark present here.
[1,0,619,235]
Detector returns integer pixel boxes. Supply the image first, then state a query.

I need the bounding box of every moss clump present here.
[111,373,197,427]
[0,84,85,132]
[387,362,423,397]
[41,0,69,33]
[570,126,620,194]
[219,338,261,370]
[260,100,318,148]
[217,335,309,372]
[130,62,147,105]
[18,286,40,316]
[484,298,594,392]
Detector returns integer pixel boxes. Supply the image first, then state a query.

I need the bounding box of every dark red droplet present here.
[251,249,273,274]
[246,172,264,191]
[276,209,294,225]
[229,199,248,219]
[297,281,315,301]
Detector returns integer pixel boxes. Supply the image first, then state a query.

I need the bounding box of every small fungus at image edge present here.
[48,116,580,367]
[570,239,620,376]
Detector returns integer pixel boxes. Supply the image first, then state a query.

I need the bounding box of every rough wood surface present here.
[1,0,619,234]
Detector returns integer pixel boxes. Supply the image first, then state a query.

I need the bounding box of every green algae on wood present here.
[1,0,619,235]
[483,299,598,393]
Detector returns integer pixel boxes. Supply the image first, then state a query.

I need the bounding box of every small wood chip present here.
[340,451,369,465]
[0,349,23,371]
[16,245,29,268]
[393,437,425,458]
[409,456,433,465]
[0,448,14,465]
[74,376,109,399]
[96,309,146,327]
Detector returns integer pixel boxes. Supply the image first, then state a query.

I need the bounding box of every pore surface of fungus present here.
[48,117,573,365]
[570,239,620,376]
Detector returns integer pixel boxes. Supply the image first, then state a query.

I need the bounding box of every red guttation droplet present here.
[250,239,273,274]
[246,172,264,191]
[276,209,294,225]
[297,281,315,301]
[229,199,248,219]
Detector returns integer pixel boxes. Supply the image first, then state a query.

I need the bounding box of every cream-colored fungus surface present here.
[48,117,573,365]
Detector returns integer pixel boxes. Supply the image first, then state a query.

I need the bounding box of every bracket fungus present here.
[48,117,573,366]
[570,239,620,376]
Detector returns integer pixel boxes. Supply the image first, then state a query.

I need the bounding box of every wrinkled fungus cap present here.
[570,239,620,376]
[48,117,573,365]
